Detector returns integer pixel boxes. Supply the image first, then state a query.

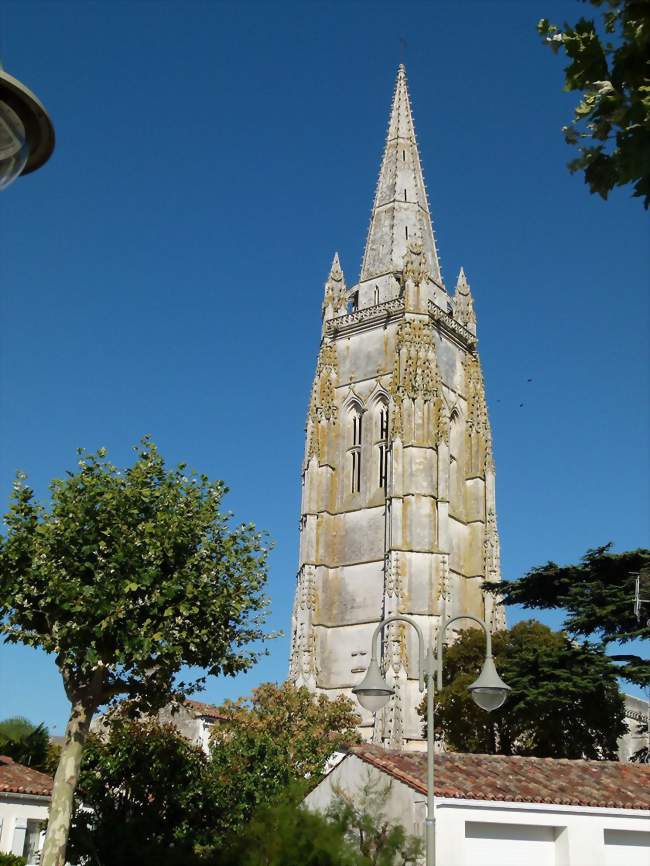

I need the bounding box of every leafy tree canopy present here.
[216,794,364,866]
[487,545,650,686]
[421,620,627,759]
[68,716,218,866]
[0,717,50,772]
[208,681,360,844]
[0,855,27,866]
[539,0,650,206]
[0,439,271,866]
[327,776,424,866]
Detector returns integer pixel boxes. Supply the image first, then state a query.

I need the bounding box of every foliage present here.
[420,620,627,758]
[0,717,49,771]
[328,775,424,866]
[215,792,365,866]
[215,779,423,866]
[539,1,650,206]
[0,438,271,866]
[68,716,218,866]
[487,545,650,686]
[0,855,26,866]
[208,681,360,844]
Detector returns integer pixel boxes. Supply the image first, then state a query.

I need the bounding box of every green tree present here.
[328,776,424,866]
[0,439,271,866]
[487,545,650,686]
[68,716,218,866]
[539,1,650,206]
[0,855,27,866]
[421,621,627,758]
[0,717,49,771]
[216,781,423,866]
[216,794,365,866]
[208,681,360,844]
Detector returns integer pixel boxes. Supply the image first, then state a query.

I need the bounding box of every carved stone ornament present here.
[306,342,339,460]
[390,319,440,403]
[453,267,476,329]
[483,508,501,582]
[433,395,450,446]
[428,300,477,351]
[289,565,318,683]
[401,239,428,286]
[463,353,491,442]
[299,564,317,611]
[326,297,404,334]
[322,255,347,316]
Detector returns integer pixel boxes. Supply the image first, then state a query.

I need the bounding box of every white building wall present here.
[0,794,49,861]
[304,755,650,866]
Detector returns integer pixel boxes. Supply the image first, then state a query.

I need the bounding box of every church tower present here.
[289,65,505,748]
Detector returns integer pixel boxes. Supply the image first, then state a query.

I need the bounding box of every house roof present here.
[350,745,650,810]
[185,699,228,721]
[0,755,53,797]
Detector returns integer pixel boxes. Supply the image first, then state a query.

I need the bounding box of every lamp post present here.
[352,613,510,866]
[0,68,54,190]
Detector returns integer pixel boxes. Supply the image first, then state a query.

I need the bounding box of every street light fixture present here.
[0,68,54,190]
[352,613,510,866]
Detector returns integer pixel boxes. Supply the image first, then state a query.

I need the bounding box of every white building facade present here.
[0,756,50,864]
[305,746,650,866]
[289,65,504,747]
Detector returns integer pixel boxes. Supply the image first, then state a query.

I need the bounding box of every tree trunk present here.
[41,699,94,866]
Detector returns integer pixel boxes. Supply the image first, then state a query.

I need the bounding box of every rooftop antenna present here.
[400,36,407,66]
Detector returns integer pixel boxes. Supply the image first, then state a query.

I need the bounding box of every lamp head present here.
[0,70,55,190]
[352,658,394,714]
[468,655,511,712]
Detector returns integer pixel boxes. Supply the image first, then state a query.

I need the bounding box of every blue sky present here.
[1,0,648,733]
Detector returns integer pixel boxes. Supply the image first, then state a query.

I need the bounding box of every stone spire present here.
[360,65,441,285]
[453,266,476,333]
[321,253,347,332]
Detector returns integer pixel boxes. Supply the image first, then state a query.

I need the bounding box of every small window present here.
[404,188,407,201]
[349,291,359,313]
[351,449,361,493]
[402,149,405,161]
[379,407,389,441]
[352,413,362,446]
[374,286,379,305]
[22,820,45,864]
[405,226,408,240]
[378,444,388,489]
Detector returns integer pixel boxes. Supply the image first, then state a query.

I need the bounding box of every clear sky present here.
[1,0,648,734]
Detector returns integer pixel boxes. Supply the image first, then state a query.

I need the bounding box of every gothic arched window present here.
[376,402,389,489]
[449,408,464,518]
[348,407,362,494]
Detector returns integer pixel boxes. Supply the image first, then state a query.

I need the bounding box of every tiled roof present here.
[350,745,650,810]
[0,755,53,797]
[185,699,227,721]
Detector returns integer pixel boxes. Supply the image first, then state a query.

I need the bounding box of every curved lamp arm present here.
[435,614,490,691]
[370,614,426,692]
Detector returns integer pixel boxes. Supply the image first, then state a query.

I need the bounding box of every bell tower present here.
[289,66,504,748]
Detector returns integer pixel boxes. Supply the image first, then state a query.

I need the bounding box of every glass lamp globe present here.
[352,659,394,714]
[0,99,28,189]
[467,656,511,712]
[0,69,54,190]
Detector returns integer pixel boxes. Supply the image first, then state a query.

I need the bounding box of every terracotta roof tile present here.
[350,745,650,810]
[0,756,53,797]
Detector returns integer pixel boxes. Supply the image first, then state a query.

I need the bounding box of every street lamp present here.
[0,68,54,190]
[352,613,510,866]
